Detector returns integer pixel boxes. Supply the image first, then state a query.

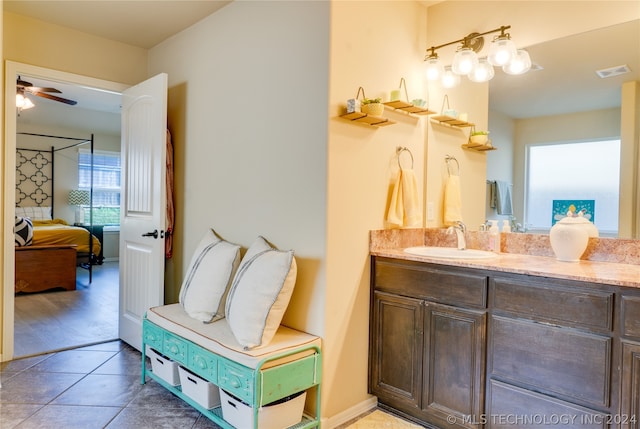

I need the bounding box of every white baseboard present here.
[324,395,378,428]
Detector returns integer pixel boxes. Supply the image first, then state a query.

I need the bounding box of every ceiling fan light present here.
[503,49,532,75]
[468,58,495,82]
[442,66,461,88]
[16,93,34,110]
[425,55,444,81]
[488,36,517,66]
[452,47,479,75]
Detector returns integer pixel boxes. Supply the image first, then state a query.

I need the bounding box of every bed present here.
[31,219,101,256]
[14,216,102,293]
[15,134,102,293]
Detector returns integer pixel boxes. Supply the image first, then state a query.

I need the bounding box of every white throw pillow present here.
[225,236,297,350]
[178,229,241,323]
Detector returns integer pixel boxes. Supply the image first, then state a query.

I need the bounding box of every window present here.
[525,139,620,235]
[78,149,121,225]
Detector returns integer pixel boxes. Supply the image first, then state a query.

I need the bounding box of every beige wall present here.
[328,1,430,421]
[3,11,147,85]
[147,0,332,416]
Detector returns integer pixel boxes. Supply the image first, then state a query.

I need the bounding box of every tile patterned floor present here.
[0,340,222,429]
[2,341,418,428]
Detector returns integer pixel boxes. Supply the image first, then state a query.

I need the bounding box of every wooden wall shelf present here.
[340,112,395,127]
[383,100,435,116]
[431,115,474,128]
[462,141,497,151]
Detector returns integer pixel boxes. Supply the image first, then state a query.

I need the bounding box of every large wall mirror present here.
[487,19,640,238]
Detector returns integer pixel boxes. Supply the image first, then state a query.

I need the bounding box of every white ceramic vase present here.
[549,215,598,262]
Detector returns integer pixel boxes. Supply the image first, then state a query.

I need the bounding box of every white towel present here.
[444,175,463,225]
[386,168,421,228]
[495,180,513,215]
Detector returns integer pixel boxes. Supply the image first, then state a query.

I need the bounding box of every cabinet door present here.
[370,291,423,411]
[423,302,486,428]
[622,341,640,429]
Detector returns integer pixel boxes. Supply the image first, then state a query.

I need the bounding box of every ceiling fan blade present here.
[28,87,62,94]
[17,78,32,88]
[34,92,78,106]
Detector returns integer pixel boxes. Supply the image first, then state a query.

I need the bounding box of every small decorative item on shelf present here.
[361,97,384,117]
[469,130,489,145]
[383,78,435,115]
[431,95,473,127]
[339,87,395,127]
[462,126,496,151]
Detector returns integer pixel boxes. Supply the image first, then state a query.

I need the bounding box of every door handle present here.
[142,229,159,239]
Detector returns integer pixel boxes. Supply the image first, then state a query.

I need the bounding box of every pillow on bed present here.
[14,216,33,246]
[15,206,52,221]
[178,229,241,323]
[225,236,297,350]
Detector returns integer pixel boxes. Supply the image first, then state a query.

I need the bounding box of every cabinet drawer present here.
[143,320,164,351]
[374,258,487,308]
[622,295,640,340]
[163,332,188,364]
[490,276,613,332]
[489,316,611,408]
[188,343,218,381]
[488,380,607,428]
[218,360,253,404]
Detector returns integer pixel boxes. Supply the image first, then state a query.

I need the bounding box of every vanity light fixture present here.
[503,49,532,75]
[442,66,461,88]
[424,25,531,87]
[424,48,444,81]
[487,28,517,66]
[468,57,495,83]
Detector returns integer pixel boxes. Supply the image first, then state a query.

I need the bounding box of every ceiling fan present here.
[17,77,78,106]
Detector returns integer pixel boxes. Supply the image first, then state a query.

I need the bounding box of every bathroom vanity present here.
[369,229,640,429]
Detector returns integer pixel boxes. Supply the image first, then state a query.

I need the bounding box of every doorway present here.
[3,61,128,361]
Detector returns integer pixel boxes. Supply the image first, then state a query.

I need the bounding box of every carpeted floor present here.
[13,262,119,358]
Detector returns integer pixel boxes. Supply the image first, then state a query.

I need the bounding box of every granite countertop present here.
[371,228,640,288]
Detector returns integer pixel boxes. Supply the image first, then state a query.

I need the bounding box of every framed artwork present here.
[552,200,595,225]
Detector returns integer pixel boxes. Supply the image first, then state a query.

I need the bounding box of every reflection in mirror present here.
[487,19,640,238]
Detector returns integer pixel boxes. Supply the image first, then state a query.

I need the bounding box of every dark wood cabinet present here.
[422,303,486,428]
[370,257,487,428]
[370,291,423,410]
[370,255,640,429]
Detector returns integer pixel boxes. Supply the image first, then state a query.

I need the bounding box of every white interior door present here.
[119,73,168,351]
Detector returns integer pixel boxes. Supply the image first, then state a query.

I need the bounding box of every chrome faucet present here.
[447,221,467,250]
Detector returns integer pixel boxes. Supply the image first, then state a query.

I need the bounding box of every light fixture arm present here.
[426,25,511,54]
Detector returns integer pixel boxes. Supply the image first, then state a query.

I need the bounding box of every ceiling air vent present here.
[596,64,631,78]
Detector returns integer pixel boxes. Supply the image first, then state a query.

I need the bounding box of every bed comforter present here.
[32,219,102,255]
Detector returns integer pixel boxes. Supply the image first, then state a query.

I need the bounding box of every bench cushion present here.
[147,304,320,369]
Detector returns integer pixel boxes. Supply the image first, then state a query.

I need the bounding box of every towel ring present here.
[397,146,414,169]
[445,155,459,176]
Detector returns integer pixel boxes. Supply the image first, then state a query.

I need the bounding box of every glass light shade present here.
[488,37,517,66]
[16,93,35,110]
[503,49,532,75]
[442,66,461,88]
[468,58,495,82]
[425,56,444,81]
[452,48,478,75]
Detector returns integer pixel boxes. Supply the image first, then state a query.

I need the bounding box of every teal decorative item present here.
[552,200,595,225]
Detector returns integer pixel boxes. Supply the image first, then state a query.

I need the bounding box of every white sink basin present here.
[404,246,497,260]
